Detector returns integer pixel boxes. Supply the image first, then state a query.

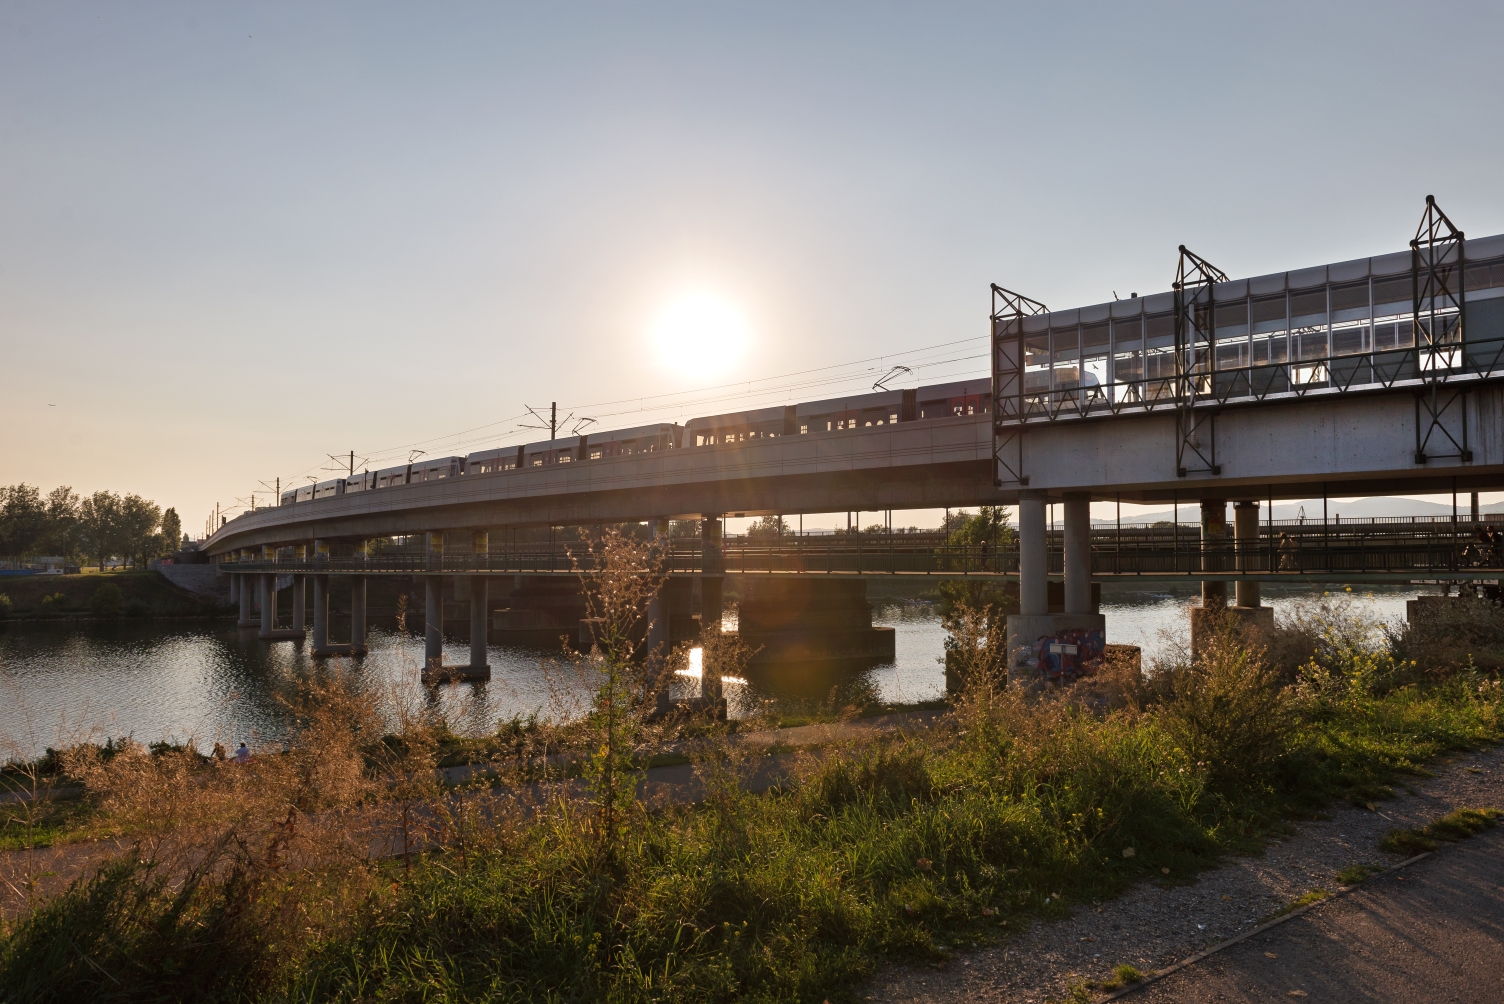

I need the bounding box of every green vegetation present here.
[1335,862,1383,885]
[1379,806,1502,855]
[1098,962,1145,990]
[0,570,218,619]
[0,560,1501,1002]
[0,482,182,569]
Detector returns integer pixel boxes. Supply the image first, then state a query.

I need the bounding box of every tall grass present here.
[0,587,1500,1003]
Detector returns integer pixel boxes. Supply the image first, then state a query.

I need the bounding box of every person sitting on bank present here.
[211,741,226,762]
[232,742,252,765]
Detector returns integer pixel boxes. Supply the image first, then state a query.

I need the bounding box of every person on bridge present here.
[1278,532,1298,571]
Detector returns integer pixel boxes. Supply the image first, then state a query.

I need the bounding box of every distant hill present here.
[1092,496,1504,525]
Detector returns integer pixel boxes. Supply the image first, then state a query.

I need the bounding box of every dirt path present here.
[868,742,1504,1003]
[1121,826,1504,1003]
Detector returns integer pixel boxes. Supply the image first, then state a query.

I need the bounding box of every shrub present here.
[1387,596,1504,675]
[0,593,10,617]
[1156,613,1294,798]
[90,583,124,618]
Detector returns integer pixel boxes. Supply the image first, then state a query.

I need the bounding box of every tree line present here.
[0,484,182,570]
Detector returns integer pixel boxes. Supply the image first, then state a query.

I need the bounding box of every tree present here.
[41,486,80,557]
[159,508,182,557]
[117,494,163,569]
[0,484,47,556]
[79,491,123,571]
[745,515,790,540]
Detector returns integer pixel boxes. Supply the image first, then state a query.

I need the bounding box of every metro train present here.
[278,378,990,507]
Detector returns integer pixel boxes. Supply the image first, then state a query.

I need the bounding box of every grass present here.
[1335,862,1383,885]
[1098,962,1146,991]
[0,592,1501,1002]
[1379,806,1502,855]
[0,570,221,619]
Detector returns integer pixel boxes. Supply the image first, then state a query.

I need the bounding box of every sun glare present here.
[652,292,750,379]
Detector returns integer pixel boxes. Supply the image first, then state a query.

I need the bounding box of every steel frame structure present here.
[1172,245,1228,477]
[1412,194,1471,464]
[990,283,1048,486]
[989,198,1499,481]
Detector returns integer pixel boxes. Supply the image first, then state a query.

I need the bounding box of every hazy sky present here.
[4,2,1504,535]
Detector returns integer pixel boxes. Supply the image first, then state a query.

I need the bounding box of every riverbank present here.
[1,600,1499,1002]
[0,570,225,621]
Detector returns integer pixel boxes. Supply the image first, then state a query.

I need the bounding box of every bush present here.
[0,593,9,618]
[1387,596,1504,675]
[1156,612,1294,798]
[90,583,124,618]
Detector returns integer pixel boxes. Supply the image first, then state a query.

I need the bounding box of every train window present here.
[589,449,602,460]
[1372,275,1410,314]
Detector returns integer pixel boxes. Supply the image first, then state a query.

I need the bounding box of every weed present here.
[1381,806,1502,854]
[1335,862,1383,885]
[1099,962,1145,990]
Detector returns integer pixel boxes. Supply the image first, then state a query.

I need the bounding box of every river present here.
[0,584,1419,759]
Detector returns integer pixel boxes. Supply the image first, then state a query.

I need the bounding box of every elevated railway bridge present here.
[203,197,1504,682]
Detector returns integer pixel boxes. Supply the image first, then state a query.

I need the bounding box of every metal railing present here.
[1001,335,1504,427]
[217,526,1504,579]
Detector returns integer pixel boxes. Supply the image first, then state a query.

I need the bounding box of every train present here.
[278,378,991,507]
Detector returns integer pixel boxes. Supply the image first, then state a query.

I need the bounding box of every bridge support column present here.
[1017,491,1048,616]
[237,574,254,627]
[700,515,724,705]
[1200,499,1227,608]
[647,519,671,714]
[350,577,367,655]
[258,573,276,637]
[312,574,329,651]
[424,575,443,674]
[1063,493,1093,615]
[228,573,239,604]
[291,575,306,632]
[1006,490,1105,688]
[468,577,489,673]
[1233,501,1261,609]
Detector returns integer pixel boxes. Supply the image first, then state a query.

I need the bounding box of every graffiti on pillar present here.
[1029,627,1105,684]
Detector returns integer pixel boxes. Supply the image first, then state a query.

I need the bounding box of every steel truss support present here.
[1173,245,1228,477]
[990,283,1048,487]
[1412,195,1471,464]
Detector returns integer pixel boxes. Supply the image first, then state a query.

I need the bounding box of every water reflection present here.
[0,588,1414,758]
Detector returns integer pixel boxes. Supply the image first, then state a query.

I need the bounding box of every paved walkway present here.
[1124,827,1504,1003]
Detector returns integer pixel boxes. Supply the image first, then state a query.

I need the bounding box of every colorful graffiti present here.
[1031,627,1105,684]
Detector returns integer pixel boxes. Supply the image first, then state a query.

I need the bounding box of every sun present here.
[651,292,750,379]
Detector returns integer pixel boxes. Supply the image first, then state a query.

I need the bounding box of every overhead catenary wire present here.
[252,333,991,511]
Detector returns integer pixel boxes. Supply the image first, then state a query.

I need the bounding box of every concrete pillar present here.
[1233,501,1261,608]
[259,573,275,636]
[237,573,254,627]
[350,576,367,654]
[1200,499,1227,608]
[469,577,488,671]
[424,575,443,671]
[1062,493,1093,615]
[1018,491,1048,616]
[312,574,329,651]
[648,519,671,713]
[291,575,306,631]
[228,573,239,604]
[701,515,723,635]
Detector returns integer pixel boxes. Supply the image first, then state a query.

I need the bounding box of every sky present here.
[4,2,1504,537]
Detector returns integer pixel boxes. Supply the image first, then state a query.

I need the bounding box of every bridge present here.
[203,197,1504,684]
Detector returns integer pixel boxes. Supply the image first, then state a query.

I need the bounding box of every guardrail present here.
[216,535,1504,579]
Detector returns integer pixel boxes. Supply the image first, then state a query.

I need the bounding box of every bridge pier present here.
[1006,491,1106,687]
[228,572,239,605]
[701,515,724,635]
[1200,500,1228,609]
[291,574,306,632]
[236,573,254,627]
[647,519,671,714]
[312,574,329,650]
[350,577,367,654]
[424,575,443,671]
[1190,499,1274,658]
[258,572,276,637]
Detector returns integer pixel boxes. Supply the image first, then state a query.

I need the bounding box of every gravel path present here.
[868,742,1504,1003]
